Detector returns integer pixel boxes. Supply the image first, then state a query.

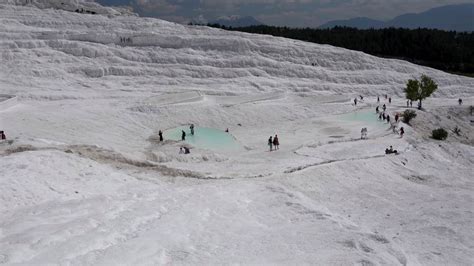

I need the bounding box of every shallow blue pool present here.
[163,126,242,151]
[339,110,381,124]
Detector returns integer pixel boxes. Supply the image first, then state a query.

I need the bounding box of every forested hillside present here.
[207,24,474,76]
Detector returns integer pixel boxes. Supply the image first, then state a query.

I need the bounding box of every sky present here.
[96,0,473,27]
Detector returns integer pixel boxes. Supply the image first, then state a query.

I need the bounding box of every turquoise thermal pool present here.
[163,126,243,151]
[339,109,384,125]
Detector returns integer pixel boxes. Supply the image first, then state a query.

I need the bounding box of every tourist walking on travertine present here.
[400,127,405,138]
[181,130,186,141]
[273,135,279,150]
[158,130,163,141]
[190,124,194,135]
[268,136,273,151]
[354,98,357,106]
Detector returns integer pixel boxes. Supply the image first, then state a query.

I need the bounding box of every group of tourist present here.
[179,146,190,154]
[177,124,196,154]
[359,94,394,107]
[180,124,194,141]
[385,146,398,154]
[374,97,404,138]
[154,124,283,154]
[356,95,407,155]
[153,92,466,155]
[268,135,280,151]
[376,94,391,104]
[155,124,236,155]
[155,94,466,157]
[379,96,406,153]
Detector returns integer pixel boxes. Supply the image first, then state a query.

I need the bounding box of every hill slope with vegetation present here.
[207,25,474,76]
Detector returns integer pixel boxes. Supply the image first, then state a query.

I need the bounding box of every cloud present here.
[258,0,473,26]
[101,0,473,27]
[198,0,316,11]
[134,0,180,14]
[315,0,472,20]
[158,15,191,23]
[192,14,208,24]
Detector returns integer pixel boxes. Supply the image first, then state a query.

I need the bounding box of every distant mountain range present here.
[319,3,474,32]
[209,16,264,27]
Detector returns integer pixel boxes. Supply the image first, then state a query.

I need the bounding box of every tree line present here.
[204,24,474,76]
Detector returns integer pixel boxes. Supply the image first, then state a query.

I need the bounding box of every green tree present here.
[405,79,420,103]
[404,75,438,109]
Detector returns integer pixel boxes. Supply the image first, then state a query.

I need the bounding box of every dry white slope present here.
[0,1,473,265]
